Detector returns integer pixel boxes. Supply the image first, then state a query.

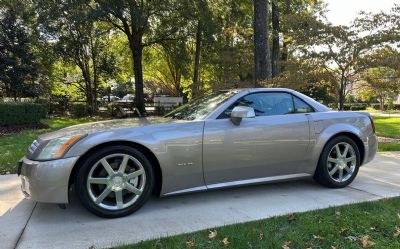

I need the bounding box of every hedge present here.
[370,103,400,111]
[342,103,368,111]
[70,102,88,117]
[0,103,48,126]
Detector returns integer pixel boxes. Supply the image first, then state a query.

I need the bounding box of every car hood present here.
[39,117,175,141]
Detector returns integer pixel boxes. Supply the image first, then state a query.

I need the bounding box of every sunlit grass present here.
[0,117,102,174]
[378,143,400,152]
[365,107,400,114]
[118,198,400,249]
[373,116,400,138]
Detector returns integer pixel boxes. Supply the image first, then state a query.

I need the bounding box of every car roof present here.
[220,88,295,94]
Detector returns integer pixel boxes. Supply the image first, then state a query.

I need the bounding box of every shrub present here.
[342,103,367,111]
[0,103,47,126]
[370,103,400,111]
[70,102,89,117]
[370,103,380,110]
[107,103,119,117]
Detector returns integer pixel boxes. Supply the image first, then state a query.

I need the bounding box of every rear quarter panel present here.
[306,111,375,173]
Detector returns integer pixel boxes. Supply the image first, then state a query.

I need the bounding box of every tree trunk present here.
[192,20,202,97]
[253,0,272,86]
[338,73,346,111]
[271,0,280,78]
[80,63,95,115]
[91,39,99,115]
[130,36,146,116]
[280,0,290,72]
[379,96,385,111]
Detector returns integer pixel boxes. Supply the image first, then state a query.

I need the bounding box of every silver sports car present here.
[18,88,377,218]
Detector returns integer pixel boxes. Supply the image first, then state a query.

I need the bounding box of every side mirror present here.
[230,106,255,125]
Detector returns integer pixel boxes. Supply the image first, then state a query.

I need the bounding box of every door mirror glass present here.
[230,106,255,125]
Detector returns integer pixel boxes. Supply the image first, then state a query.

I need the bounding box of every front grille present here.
[28,140,40,154]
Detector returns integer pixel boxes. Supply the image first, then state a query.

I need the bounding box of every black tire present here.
[75,145,154,218]
[314,135,360,188]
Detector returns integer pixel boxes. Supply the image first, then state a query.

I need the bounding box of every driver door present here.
[202,92,311,185]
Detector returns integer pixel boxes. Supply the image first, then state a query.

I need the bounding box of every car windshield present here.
[165,91,237,120]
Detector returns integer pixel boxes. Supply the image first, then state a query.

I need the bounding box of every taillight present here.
[368,116,375,134]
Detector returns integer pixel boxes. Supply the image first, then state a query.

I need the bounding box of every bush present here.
[70,102,89,117]
[369,103,400,111]
[370,103,381,110]
[342,103,368,111]
[106,103,119,117]
[0,103,47,126]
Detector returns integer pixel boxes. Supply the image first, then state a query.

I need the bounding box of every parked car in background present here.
[100,95,120,102]
[18,88,377,218]
[119,94,135,102]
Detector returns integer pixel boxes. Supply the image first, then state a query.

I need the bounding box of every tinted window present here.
[219,92,294,118]
[293,96,314,113]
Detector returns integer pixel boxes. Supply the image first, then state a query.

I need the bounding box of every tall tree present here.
[359,67,400,110]
[253,0,272,85]
[94,0,185,115]
[144,40,190,97]
[289,12,396,110]
[37,0,117,114]
[271,0,280,77]
[0,3,38,100]
[278,0,325,73]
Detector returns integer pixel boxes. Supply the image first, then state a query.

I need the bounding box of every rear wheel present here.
[75,146,154,218]
[314,136,360,188]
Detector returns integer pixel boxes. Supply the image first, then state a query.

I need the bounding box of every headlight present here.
[37,135,85,160]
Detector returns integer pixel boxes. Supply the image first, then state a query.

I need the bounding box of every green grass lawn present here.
[378,143,400,152]
[118,198,400,249]
[365,107,400,115]
[373,116,400,152]
[0,117,102,174]
[373,116,400,139]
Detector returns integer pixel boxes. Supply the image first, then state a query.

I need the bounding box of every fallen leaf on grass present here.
[340,227,347,234]
[288,213,295,223]
[258,232,264,240]
[282,241,292,249]
[394,227,400,237]
[313,235,324,241]
[208,230,217,239]
[221,237,230,246]
[186,239,195,248]
[331,246,337,249]
[360,235,375,248]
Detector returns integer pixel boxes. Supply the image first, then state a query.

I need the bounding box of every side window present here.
[293,96,314,113]
[218,92,294,118]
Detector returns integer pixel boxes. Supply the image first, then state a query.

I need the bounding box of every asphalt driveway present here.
[1,152,399,249]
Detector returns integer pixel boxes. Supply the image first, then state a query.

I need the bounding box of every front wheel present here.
[75,146,154,218]
[314,136,360,188]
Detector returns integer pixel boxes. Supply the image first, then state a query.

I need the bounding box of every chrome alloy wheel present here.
[327,142,357,183]
[86,153,146,210]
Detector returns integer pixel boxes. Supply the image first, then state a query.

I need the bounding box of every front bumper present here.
[19,156,79,204]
